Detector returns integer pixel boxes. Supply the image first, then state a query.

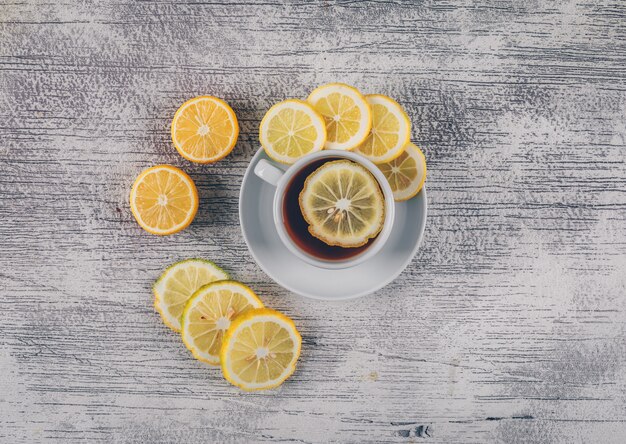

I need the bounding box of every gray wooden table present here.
[2,1,626,443]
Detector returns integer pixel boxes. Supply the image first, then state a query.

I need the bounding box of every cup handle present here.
[254,158,286,187]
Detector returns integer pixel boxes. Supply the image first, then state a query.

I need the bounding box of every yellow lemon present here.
[130,165,198,236]
[259,99,326,164]
[378,142,427,201]
[153,259,229,332]
[354,94,411,164]
[181,281,263,365]
[221,308,301,391]
[171,96,239,163]
[299,159,384,247]
[307,83,372,150]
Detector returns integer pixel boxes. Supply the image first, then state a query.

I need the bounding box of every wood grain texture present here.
[1,1,626,442]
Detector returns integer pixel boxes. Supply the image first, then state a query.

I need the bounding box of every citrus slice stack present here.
[259,99,326,164]
[130,165,199,235]
[171,96,239,163]
[299,159,384,247]
[378,142,427,201]
[153,258,302,391]
[221,308,302,391]
[181,281,264,365]
[307,83,372,151]
[354,94,411,164]
[153,259,229,331]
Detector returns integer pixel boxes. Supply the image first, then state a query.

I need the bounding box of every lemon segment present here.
[181,281,263,365]
[259,99,326,164]
[171,96,239,163]
[220,308,302,391]
[130,165,199,236]
[153,259,229,332]
[379,142,427,201]
[355,94,411,164]
[307,83,372,151]
[299,159,384,248]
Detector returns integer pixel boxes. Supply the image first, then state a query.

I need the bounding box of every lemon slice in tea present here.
[181,281,263,365]
[299,159,384,248]
[378,142,427,201]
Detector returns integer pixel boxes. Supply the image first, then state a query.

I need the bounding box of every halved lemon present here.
[181,281,263,365]
[354,94,411,164]
[130,165,199,235]
[220,308,301,391]
[171,96,239,163]
[299,159,384,247]
[378,142,427,201]
[259,99,326,164]
[153,259,229,332]
[307,83,372,151]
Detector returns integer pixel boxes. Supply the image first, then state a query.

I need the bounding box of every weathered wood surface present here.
[1,1,626,442]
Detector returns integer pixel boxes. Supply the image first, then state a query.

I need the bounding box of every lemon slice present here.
[307,83,372,150]
[171,96,239,163]
[259,99,326,164]
[354,94,411,164]
[130,165,199,235]
[378,142,427,201]
[299,159,384,247]
[181,281,263,365]
[153,259,229,332]
[220,308,301,391]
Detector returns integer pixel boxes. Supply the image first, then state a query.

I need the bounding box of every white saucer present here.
[239,149,427,301]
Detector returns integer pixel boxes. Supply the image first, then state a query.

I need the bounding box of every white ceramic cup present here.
[254,150,395,269]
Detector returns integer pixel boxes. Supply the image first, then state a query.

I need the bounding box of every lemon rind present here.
[298,159,385,248]
[181,280,263,365]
